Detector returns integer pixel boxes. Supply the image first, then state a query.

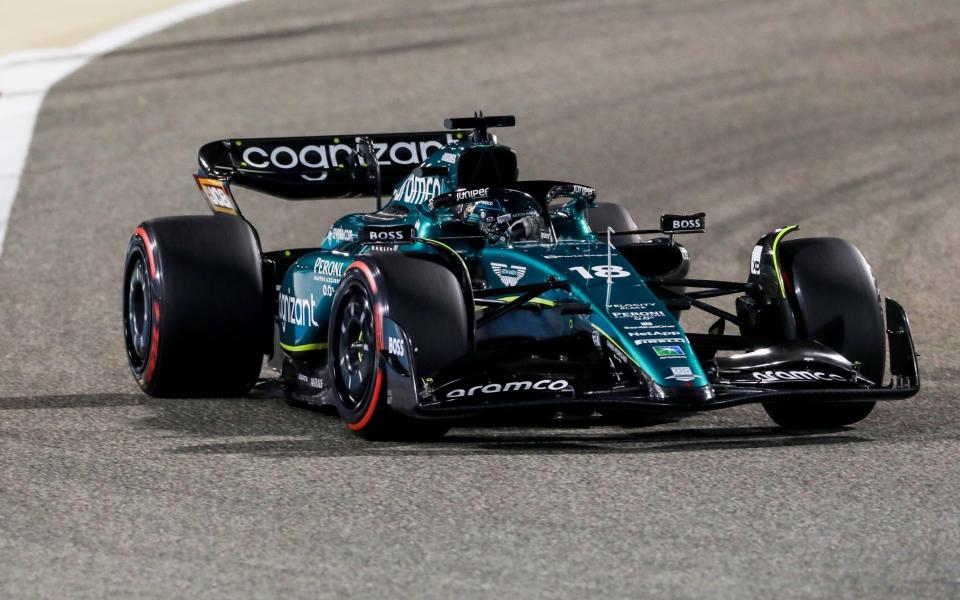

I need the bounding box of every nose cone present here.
[650,381,714,407]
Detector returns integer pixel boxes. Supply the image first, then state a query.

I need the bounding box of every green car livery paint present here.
[277,136,708,391]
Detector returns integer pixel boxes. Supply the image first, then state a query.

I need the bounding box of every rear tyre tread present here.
[122,216,266,398]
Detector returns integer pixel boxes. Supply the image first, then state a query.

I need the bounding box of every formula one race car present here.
[122,114,919,439]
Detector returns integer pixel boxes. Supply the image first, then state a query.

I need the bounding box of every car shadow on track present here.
[163,425,871,457]
[0,393,871,457]
[448,428,872,455]
[134,394,871,457]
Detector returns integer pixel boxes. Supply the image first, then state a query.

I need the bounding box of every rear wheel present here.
[763,237,883,428]
[587,203,689,284]
[586,202,639,245]
[122,216,266,397]
[329,253,468,440]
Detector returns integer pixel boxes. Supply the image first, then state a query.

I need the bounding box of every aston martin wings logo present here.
[491,263,527,287]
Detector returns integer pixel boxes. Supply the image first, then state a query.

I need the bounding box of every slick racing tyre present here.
[763,238,884,429]
[328,253,468,441]
[123,216,266,397]
[586,202,640,245]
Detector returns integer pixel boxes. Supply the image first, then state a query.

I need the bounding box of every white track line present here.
[0,0,249,257]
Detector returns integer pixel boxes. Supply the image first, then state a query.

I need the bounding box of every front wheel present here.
[328,254,468,440]
[763,401,875,430]
[330,276,382,428]
[762,237,883,429]
[586,202,639,245]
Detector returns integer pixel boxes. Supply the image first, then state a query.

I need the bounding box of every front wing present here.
[379,298,919,419]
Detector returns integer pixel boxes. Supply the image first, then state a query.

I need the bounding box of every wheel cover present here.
[124,253,152,370]
[334,290,376,410]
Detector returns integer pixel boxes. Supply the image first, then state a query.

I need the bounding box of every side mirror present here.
[417,166,449,177]
[660,212,705,234]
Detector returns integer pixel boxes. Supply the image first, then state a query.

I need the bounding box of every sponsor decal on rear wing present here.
[197,131,468,200]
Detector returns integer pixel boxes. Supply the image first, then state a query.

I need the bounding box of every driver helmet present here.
[455,196,544,242]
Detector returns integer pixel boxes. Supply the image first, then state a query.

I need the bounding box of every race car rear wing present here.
[196,130,467,201]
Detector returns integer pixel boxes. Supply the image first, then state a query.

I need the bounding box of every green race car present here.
[122,114,919,439]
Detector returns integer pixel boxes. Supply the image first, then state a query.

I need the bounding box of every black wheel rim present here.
[125,253,152,370]
[335,289,376,409]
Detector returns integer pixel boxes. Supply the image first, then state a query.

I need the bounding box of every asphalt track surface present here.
[1,1,959,597]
